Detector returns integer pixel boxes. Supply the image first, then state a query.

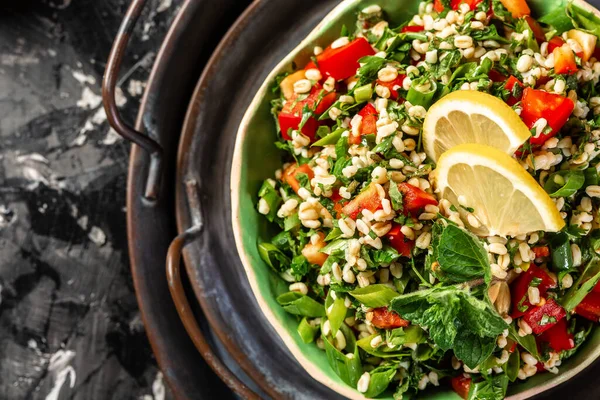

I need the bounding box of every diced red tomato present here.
[507,338,518,353]
[301,232,328,266]
[398,183,438,216]
[386,224,415,258]
[523,298,567,335]
[575,291,600,322]
[451,376,472,400]
[304,59,317,71]
[532,246,550,259]
[499,0,531,18]
[349,103,378,145]
[548,36,566,54]
[401,25,424,33]
[315,38,375,81]
[525,16,547,44]
[489,69,507,83]
[593,46,600,61]
[278,84,337,140]
[329,189,345,218]
[371,308,410,329]
[505,75,523,106]
[536,362,546,373]
[376,75,406,100]
[450,0,483,10]
[538,318,575,352]
[342,183,382,219]
[554,44,578,75]
[433,0,445,12]
[282,163,314,194]
[520,88,575,146]
[511,264,556,318]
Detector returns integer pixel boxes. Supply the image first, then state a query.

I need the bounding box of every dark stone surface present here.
[0,0,184,398]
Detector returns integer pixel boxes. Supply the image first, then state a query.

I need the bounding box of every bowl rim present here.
[229,1,600,399]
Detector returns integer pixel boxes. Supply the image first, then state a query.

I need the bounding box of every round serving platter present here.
[122,0,250,398]
[171,0,600,399]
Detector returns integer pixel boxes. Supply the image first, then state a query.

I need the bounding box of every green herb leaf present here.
[454,331,496,370]
[549,232,574,272]
[277,292,326,317]
[432,221,491,283]
[365,365,398,398]
[390,286,507,368]
[258,243,291,273]
[386,325,426,347]
[539,7,575,34]
[503,347,520,382]
[544,170,585,198]
[508,325,540,360]
[561,257,600,311]
[567,2,600,38]
[290,255,311,279]
[389,181,404,212]
[349,284,399,308]
[467,374,509,400]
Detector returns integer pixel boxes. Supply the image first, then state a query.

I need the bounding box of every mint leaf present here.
[467,374,509,400]
[390,287,507,368]
[432,221,491,283]
[454,331,496,369]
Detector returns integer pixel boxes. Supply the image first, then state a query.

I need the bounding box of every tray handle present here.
[102,0,163,200]
[166,227,260,400]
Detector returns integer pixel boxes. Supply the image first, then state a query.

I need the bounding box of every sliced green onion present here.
[312,128,345,147]
[353,83,373,103]
[585,166,599,186]
[549,232,574,272]
[297,317,318,343]
[327,297,347,336]
[406,77,437,109]
[539,7,575,34]
[561,257,600,312]
[543,170,585,197]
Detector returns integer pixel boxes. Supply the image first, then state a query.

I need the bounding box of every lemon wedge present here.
[423,91,531,162]
[433,143,565,237]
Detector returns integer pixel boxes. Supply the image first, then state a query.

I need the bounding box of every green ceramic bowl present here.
[231,1,600,398]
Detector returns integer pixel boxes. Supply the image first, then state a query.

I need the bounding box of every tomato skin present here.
[538,318,575,352]
[349,103,378,145]
[548,37,566,54]
[329,189,345,218]
[398,183,438,216]
[489,69,507,83]
[386,224,415,258]
[371,308,410,329]
[525,16,547,44]
[554,44,578,75]
[451,376,472,400]
[575,291,600,321]
[523,298,567,335]
[282,163,314,194]
[532,246,550,259]
[505,75,523,106]
[520,88,574,146]
[317,38,375,81]
[499,0,531,18]
[342,183,382,219]
[278,84,336,140]
[433,0,445,12]
[376,74,406,100]
[401,25,424,33]
[511,264,556,318]
[450,0,483,10]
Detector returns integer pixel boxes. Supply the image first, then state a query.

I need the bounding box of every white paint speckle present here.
[152,371,165,400]
[47,49,57,57]
[72,70,96,86]
[102,128,123,146]
[88,226,106,246]
[77,215,89,230]
[115,86,127,107]
[0,54,39,66]
[22,166,49,186]
[127,79,145,97]
[16,153,49,164]
[45,350,76,400]
[76,87,102,109]
[28,339,37,349]
[157,0,172,12]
